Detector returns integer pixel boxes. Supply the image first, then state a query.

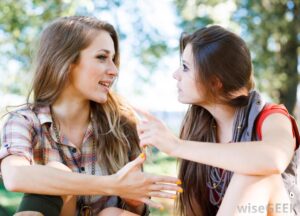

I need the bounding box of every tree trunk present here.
[278,2,299,114]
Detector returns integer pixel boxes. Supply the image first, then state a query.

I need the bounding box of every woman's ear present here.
[69,63,75,72]
[65,64,75,85]
[212,77,223,90]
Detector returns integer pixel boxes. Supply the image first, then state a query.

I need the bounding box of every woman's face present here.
[68,30,118,104]
[173,44,207,105]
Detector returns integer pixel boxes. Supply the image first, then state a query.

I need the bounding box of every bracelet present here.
[141,204,150,216]
[119,198,150,216]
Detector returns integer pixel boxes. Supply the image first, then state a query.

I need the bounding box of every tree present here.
[234,0,299,114]
[0,0,175,96]
[0,0,79,94]
[174,0,300,114]
[174,0,216,32]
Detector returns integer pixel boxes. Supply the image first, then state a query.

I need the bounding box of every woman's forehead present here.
[182,44,194,64]
[85,30,115,54]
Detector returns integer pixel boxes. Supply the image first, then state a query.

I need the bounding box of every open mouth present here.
[98,81,111,88]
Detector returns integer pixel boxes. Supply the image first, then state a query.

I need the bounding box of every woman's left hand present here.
[135,108,181,155]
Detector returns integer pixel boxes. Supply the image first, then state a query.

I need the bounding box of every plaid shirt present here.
[0,105,120,213]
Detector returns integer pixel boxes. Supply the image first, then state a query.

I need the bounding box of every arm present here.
[1,155,114,196]
[1,154,181,209]
[137,112,296,176]
[0,112,181,209]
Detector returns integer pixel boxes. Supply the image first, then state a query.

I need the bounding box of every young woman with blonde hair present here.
[0,16,182,216]
[136,26,300,216]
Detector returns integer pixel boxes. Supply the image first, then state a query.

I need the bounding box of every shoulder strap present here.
[256,103,299,150]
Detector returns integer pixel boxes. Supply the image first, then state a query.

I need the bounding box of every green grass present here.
[144,152,178,216]
[0,179,23,215]
[0,152,178,215]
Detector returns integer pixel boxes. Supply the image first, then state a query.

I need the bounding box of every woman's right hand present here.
[112,153,182,209]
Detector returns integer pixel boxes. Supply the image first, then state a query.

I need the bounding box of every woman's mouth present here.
[98,81,110,87]
[98,81,112,92]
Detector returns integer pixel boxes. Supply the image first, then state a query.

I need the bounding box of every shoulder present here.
[6,105,35,121]
[256,103,290,134]
[256,103,299,149]
[2,105,39,131]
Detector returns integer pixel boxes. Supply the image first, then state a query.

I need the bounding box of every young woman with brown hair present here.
[0,16,182,216]
[136,26,299,216]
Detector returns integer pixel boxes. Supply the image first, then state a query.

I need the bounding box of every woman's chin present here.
[91,96,108,104]
[178,97,189,104]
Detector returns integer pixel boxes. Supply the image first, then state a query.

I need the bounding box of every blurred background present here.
[0,0,299,215]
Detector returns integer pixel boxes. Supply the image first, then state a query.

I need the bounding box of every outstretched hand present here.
[114,153,182,209]
[134,108,181,156]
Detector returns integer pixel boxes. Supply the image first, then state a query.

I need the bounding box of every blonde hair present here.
[28,16,141,174]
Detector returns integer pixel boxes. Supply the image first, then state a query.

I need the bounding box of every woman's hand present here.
[134,108,181,155]
[113,154,182,209]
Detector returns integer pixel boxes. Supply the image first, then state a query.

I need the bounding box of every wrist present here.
[123,199,144,208]
[96,174,118,196]
[169,138,183,157]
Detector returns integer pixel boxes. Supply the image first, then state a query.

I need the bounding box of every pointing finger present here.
[133,107,158,122]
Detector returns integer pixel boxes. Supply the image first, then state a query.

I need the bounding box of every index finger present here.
[151,175,182,185]
[133,107,158,121]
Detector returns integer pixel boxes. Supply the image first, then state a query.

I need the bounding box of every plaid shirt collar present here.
[35,106,94,146]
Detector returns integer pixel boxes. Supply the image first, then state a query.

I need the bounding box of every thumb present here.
[125,153,146,172]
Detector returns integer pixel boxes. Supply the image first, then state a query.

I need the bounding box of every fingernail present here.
[139,153,145,159]
[172,195,177,199]
[176,180,182,185]
[178,188,183,193]
[160,206,164,211]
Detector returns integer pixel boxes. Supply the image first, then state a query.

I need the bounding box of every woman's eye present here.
[96,55,107,61]
[182,64,189,72]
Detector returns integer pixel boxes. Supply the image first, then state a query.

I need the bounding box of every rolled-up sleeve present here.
[0,112,34,174]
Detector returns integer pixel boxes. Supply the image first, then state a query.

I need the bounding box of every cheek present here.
[82,63,98,77]
[191,82,205,100]
[79,66,99,84]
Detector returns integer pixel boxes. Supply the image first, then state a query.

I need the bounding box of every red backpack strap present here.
[256,103,299,150]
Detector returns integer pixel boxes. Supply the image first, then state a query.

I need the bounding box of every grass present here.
[0,152,178,216]
[144,151,178,216]
[0,179,23,215]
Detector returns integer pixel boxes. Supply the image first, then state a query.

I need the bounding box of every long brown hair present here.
[28,16,140,174]
[176,26,254,216]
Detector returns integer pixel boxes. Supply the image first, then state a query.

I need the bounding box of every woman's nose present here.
[173,68,180,80]
[107,61,118,77]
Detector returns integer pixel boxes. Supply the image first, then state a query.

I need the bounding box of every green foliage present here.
[0,0,79,95]
[174,0,300,113]
[0,0,174,95]
[174,0,215,32]
[233,0,299,113]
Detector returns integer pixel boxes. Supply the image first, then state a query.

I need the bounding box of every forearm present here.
[2,164,115,196]
[171,140,290,175]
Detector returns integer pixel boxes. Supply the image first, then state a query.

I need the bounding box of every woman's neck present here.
[204,103,237,143]
[204,104,236,126]
[52,92,91,129]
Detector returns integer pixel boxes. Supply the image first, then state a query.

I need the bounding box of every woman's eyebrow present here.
[97,49,115,57]
[182,60,190,66]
